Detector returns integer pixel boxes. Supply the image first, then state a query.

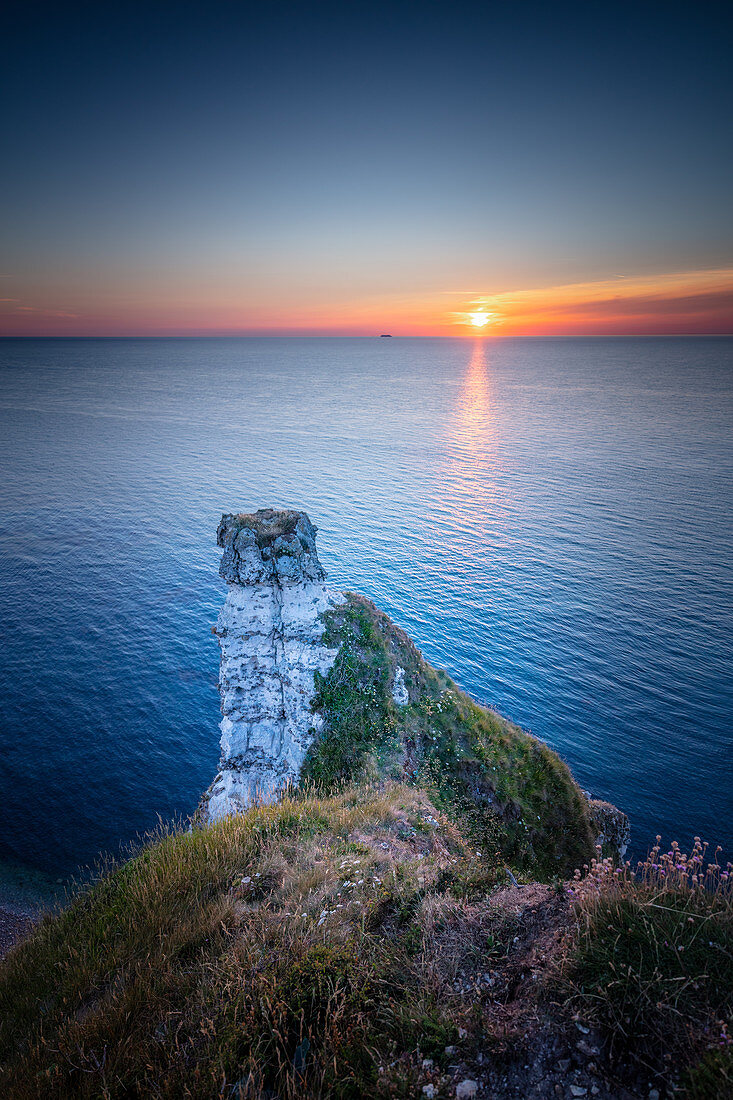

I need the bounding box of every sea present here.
[0,336,731,903]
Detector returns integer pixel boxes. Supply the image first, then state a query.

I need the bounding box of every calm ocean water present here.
[0,336,731,893]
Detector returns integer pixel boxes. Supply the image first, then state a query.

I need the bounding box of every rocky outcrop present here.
[589,798,631,860]
[205,509,343,821]
[203,507,629,877]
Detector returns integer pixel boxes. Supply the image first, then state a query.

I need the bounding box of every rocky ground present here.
[406,881,654,1099]
[0,907,37,960]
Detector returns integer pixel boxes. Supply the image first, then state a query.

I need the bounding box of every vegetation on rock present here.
[303,593,596,877]
[1,593,729,1098]
[226,509,307,547]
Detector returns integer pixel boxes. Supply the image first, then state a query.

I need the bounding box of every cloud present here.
[453,268,733,334]
[2,301,79,319]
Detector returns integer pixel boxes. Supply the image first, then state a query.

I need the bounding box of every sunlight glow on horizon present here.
[1,268,731,338]
[445,268,733,338]
[2,4,730,341]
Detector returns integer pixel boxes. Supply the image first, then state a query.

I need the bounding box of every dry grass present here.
[0,784,494,1099]
[229,509,304,545]
[3,787,728,1097]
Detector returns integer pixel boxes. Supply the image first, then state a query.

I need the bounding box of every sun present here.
[469,311,491,327]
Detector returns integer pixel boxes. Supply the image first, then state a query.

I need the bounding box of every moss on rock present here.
[303,594,596,878]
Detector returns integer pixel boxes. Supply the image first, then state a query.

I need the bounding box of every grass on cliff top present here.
[2,788,729,1099]
[302,593,595,878]
[0,784,509,1100]
[568,840,733,1097]
[226,509,304,546]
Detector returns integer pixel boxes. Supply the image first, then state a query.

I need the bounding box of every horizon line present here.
[2,331,732,340]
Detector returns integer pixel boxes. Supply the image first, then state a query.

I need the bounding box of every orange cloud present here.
[452,269,733,335]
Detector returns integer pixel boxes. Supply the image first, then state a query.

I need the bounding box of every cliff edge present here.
[205,508,621,876]
[2,510,727,1100]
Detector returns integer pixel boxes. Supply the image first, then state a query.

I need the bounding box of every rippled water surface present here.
[1,336,731,881]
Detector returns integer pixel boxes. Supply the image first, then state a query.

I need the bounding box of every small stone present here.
[569,1088,587,1098]
[456,1081,478,1100]
[445,1045,456,1055]
[557,1059,572,1073]
[458,1027,468,1039]
[576,1040,599,1057]
[422,1058,434,1069]
[422,1087,436,1099]
[591,1088,600,1097]
[649,1092,660,1100]
[574,1021,590,1035]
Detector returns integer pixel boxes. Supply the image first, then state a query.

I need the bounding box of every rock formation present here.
[588,798,631,860]
[204,507,628,879]
[205,509,343,821]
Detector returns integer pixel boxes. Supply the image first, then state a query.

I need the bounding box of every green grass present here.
[683,1047,733,1099]
[304,593,595,877]
[568,841,733,1096]
[301,599,401,789]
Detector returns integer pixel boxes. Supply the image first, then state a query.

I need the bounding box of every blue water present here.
[0,336,731,883]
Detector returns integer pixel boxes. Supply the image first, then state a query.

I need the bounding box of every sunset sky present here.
[2,0,732,336]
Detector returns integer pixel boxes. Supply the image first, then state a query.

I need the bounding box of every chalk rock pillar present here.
[205,509,341,821]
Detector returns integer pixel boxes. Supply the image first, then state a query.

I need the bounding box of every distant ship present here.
[379,333,393,337]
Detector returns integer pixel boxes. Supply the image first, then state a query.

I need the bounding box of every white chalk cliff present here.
[205,509,343,821]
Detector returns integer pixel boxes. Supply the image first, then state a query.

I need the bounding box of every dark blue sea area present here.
[0,336,731,896]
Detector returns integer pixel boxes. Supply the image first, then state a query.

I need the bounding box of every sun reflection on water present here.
[436,340,506,533]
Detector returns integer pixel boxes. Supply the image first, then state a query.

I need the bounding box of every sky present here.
[2,0,732,336]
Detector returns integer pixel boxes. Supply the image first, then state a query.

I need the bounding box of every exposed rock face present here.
[589,798,631,860]
[205,509,343,821]
[391,666,409,706]
[202,507,630,872]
